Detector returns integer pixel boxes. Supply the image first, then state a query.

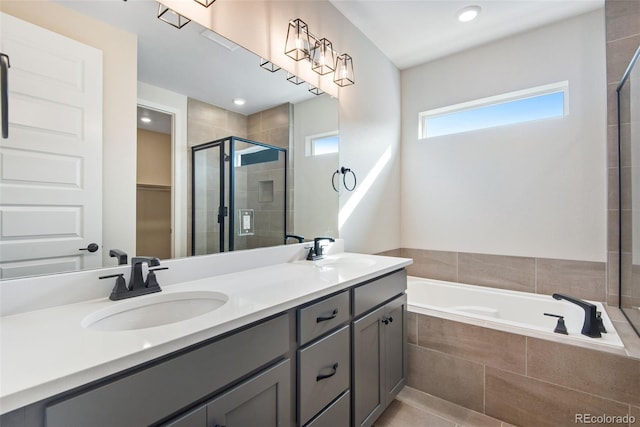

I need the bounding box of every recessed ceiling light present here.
[233,98,246,106]
[140,117,152,123]
[457,5,481,23]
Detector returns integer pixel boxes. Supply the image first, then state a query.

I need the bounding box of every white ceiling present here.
[330,0,604,70]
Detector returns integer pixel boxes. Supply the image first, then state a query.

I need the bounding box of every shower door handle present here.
[217,206,228,224]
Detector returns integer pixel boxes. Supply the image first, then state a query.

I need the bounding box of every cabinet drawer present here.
[305,390,350,427]
[298,291,349,345]
[45,313,290,427]
[298,325,350,425]
[353,269,406,317]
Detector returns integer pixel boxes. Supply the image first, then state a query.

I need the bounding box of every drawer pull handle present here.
[316,363,339,381]
[316,309,339,323]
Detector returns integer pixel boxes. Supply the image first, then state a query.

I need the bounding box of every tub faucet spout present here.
[552,293,601,338]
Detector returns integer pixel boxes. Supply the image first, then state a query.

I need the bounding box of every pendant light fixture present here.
[193,0,216,7]
[260,58,281,73]
[284,18,355,87]
[334,53,355,87]
[285,19,312,61]
[308,85,324,96]
[311,38,336,75]
[157,3,190,29]
[287,72,305,85]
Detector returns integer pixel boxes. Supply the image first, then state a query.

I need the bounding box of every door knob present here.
[79,243,99,253]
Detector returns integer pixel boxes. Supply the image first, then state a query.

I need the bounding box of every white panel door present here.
[0,12,103,279]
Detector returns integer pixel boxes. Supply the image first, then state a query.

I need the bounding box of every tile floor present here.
[374,387,517,427]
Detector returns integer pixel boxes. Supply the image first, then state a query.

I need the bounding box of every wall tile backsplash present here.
[378,248,607,302]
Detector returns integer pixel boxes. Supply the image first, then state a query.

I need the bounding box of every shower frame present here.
[191,136,287,255]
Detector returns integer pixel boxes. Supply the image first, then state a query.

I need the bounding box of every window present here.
[305,131,339,156]
[419,81,568,139]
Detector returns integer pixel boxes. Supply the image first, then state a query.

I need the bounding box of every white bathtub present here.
[406,276,625,351]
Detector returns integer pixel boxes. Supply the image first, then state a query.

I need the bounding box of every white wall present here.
[160,0,402,254]
[401,9,607,262]
[293,96,339,240]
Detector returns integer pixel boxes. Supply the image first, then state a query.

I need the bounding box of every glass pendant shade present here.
[157,4,191,29]
[193,0,216,7]
[334,53,355,87]
[285,19,311,61]
[311,38,336,75]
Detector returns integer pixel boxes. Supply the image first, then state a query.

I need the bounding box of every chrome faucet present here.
[552,293,601,338]
[307,237,335,260]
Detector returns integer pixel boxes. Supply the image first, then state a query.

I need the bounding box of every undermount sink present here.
[314,256,376,269]
[82,291,228,332]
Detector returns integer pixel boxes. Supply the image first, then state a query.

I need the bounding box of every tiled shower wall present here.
[246,103,294,247]
[606,1,640,313]
[187,99,293,254]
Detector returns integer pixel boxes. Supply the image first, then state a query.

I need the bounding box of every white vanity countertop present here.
[0,252,411,414]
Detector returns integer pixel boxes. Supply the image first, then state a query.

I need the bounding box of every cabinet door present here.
[383,294,407,403]
[207,359,291,427]
[352,306,384,427]
[163,406,206,427]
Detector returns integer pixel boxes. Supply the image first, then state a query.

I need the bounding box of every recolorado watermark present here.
[575,413,636,424]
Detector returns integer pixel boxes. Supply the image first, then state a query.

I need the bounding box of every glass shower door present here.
[192,136,287,255]
[192,141,226,255]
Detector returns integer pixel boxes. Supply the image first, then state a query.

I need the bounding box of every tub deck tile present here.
[485,366,630,427]
[526,337,640,407]
[408,344,485,413]
[417,315,526,374]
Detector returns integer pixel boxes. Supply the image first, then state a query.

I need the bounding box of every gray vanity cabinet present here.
[45,314,291,427]
[352,270,407,427]
[206,359,291,427]
[3,268,408,427]
[163,360,291,427]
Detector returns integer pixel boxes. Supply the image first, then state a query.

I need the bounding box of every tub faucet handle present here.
[596,311,607,333]
[544,313,568,335]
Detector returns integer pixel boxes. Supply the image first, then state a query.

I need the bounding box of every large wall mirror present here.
[0,0,339,279]
[618,45,640,336]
